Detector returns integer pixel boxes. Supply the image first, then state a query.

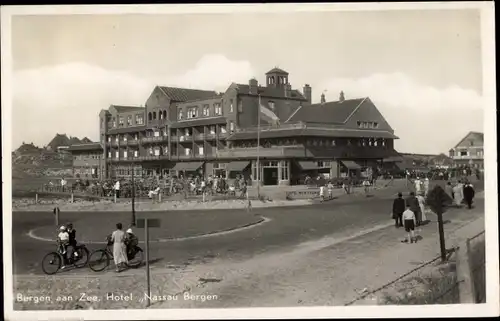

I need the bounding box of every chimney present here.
[303,84,312,104]
[321,92,326,104]
[339,91,345,102]
[284,83,291,97]
[249,78,258,95]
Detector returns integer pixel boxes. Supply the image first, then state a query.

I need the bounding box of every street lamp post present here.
[131,163,136,227]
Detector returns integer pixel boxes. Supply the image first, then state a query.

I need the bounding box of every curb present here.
[27,216,272,244]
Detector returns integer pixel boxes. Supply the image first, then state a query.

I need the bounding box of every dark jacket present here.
[463,185,475,200]
[392,198,406,217]
[405,196,421,214]
[68,229,77,246]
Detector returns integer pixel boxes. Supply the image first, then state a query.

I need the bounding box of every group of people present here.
[56,222,139,272]
[445,179,476,209]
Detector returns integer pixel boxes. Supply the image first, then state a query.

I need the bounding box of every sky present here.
[8,6,486,154]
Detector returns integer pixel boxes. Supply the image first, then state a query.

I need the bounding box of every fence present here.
[462,231,486,303]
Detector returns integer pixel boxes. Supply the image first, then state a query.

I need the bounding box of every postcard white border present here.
[2,2,498,320]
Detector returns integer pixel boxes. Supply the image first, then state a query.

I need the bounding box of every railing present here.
[451,155,483,160]
[193,134,205,140]
[141,136,168,143]
[205,133,217,140]
[178,136,193,142]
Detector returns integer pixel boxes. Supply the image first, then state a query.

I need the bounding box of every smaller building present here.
[67,143,104,179]
[448,131,484,169]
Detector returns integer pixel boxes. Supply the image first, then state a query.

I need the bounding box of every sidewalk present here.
[150,197,485,308]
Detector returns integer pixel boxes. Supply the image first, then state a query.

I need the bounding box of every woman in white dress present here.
[111,223,128,272]
[416,192,427,223]
[452,182,463,207]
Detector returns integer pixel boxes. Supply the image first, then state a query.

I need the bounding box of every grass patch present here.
[381,262,460,305]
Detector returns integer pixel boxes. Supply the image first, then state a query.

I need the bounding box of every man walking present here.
[406,191,422,226]
[392,192,405,228]
[463,182,475,209]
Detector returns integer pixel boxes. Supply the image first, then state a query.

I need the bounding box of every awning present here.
[298,161,318,170]
[340,160,361,170]
[172,162,204,171]
[226,161,250,172]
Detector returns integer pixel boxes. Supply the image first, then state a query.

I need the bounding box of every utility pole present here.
[131,163,136,227]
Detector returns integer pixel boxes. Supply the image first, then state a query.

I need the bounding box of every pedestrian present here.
[453,180,464,207]
[414,176,422,195]
[463,182,475,209]
[319,184,325,202]
[423,177,430,197]
[402,204,417,244]
[114,180,121,199]
[110,223,128,272]
[416,192,427,224]
[405,192,422,226]
[327,181,334,200]
[60,177,67,192]
[362,178,371,196]
[392,192,405,228]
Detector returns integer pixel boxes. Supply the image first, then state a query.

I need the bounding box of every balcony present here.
[205,133,217,140]
[124,140,139,146]
[193,134,205,141]
[451,155,483,160]
[141,136,168,144]
[218,132,229,139]
[216,145,307,158]
[178,136,193,143]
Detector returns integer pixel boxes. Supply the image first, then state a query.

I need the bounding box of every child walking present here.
[402,204,417,244]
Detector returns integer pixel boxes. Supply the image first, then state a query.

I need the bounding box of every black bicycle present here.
[88,238,143,272]
[41,244,90,275]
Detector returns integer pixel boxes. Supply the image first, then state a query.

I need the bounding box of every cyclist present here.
[66,223,78,261]
[125,228,139,259]
[57,225,69,268]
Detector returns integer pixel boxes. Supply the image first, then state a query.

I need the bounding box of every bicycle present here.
[41,243,90,275]
[88,237,143,272]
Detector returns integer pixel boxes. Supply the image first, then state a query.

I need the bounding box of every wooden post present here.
[158,191,162,203]
[35,193,38,204]
[437,211,447,262]
[202,191,206,203]
[114,191,117,203]
[145,219,151,307]
[54,207,60,227]
[71,193,74,203]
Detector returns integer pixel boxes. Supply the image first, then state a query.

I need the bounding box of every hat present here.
[59,225,66,231]
[126,228,133,234]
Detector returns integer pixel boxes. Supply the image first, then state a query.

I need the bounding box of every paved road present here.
[12,180,483,276]
[12,193,397,275]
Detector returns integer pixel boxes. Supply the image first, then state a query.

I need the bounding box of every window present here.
[149,147,153,156]
[373,122,379,128]
[477,150,484,157]
[136,114,144,125]
[163,110,167,120]
[230,121,235,132]
[187,107,198,119]
[374,140,378,147]
[134,150,138,158]
[153,112,157,120]
[135,134,138,141]
[118,117,124,126]
[199,147,204,156]
[154,131,160,137]
[127,116,132,126]
[202,105,209,116]
[148,112,152,122]
[280,160,289,181]
[318,161,331,168]
[112,117,116,127]
[214,103,222,115]
[108,136,111,142]
[178,108,184,120]
[209,125,216,135]
[268,101,275,110]
[382,139,386,147]
[123,135,127,142]
[185,128,191,136]
[159,111,163,120]
[108,151,111,158]
[220,126,227,134]
[154,148,160,156]
[470,141,474,146]
[460,151,468,156]
[230,99,234,112]
[331,139,336,146]
[123,151,128,159]
[185,148,191,156]
[115,136,119,143]
[115,151,119,159]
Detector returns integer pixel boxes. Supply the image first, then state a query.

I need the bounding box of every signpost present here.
[136,218,161,307]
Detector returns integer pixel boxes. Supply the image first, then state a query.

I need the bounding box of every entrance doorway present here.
[263,168,278,185]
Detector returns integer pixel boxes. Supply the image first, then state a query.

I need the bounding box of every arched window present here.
[163,110,167,119]
[153,112,157,120]
[159,111,163,120]
[148,112,152,121]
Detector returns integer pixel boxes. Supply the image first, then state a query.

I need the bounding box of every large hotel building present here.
[68,67,401,186]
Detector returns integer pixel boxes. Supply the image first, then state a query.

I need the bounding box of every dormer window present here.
[230,99,234,112]
[214,103,222,116]
[203,105,210,116]
[127,116,132,126]
[187,107,198,119]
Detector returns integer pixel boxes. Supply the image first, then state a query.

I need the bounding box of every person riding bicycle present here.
[125,228,138,259]
[66,223,78,260]
[57,225,70,268]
